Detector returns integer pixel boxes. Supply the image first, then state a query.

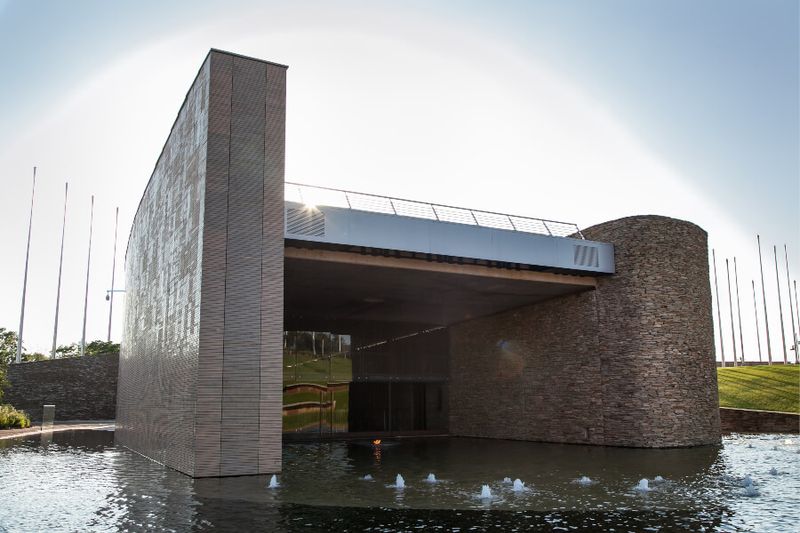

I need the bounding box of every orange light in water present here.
[372,439,382,446]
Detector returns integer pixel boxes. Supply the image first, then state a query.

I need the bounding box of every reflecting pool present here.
[1,431,798,531]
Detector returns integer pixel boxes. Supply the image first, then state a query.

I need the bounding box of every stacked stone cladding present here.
[5,354,118,422]
[719,408,799,434]
[449,215,721,447]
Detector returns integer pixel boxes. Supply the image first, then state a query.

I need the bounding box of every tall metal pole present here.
[16,167,36,364]
[725,259,738,366]
[733,257,745,364]
[712,249,726,367]
[773,245,787,364]
[51,182,69,359]
[757,235,772,364]
[107,207,119,342]
[784,245,798,359]
[752,280,762,362]
[794,280,800,364]
[80,195,95,358]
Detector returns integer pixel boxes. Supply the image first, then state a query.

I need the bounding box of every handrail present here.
[285,181,584,239]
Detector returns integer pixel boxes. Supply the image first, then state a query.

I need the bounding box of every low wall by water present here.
[720,407,799,434]
[4,354,118,422]
[716,362,797,367]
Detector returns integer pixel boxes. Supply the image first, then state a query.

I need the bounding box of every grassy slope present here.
[717,365,799,414]
[282,350,352,431]
[283,351,352,385]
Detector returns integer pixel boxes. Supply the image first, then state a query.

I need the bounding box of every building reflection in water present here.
[8,429,794,531]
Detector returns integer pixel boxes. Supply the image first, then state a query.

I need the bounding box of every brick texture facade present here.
[116,50,286,477]
[449,215,721,447]
[5,354,118,422]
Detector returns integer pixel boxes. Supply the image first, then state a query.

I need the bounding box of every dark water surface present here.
[0,430,797,532]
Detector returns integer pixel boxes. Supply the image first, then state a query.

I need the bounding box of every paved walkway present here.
[0,420,114,440]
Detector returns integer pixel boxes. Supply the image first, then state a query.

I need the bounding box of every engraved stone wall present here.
[449,215,721,448]
[116,57,209,476]
[118,50,286,477]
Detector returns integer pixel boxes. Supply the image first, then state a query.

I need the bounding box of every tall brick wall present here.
[117,50,286,477]
[5,354,118,422]
[449,215,720,448]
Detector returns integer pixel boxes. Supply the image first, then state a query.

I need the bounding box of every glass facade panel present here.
[283,332,351,435]
[283,328,448,437]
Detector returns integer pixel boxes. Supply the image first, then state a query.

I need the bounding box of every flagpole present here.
[16,167,36,364]
[773,245,787,364]
[712,249,726,367]
[794,280,800,364]
[80,195,95,358]
[107,207,119,342]
[751,280,762,362]
[51,182,69,359]
[757,235,772,364]
[784,245,798,360]
[733,257,745,364]
[725,259,738,366]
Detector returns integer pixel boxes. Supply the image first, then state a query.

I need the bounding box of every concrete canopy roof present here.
[284,245,596,331]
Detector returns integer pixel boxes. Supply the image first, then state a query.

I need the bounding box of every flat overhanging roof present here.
[282,184,613,330]
[283,184,614,276]
[284,245,597,329]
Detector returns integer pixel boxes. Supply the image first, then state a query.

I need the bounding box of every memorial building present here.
[116,49,721,478]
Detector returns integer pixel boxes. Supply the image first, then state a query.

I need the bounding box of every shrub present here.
[0,404,31,429]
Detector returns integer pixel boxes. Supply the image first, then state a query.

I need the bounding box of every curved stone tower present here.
[449,215,720,447]
[585,215,720,447]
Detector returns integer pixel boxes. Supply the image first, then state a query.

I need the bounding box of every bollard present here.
[42,404,55,431]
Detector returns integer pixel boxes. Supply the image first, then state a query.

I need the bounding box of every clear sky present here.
[0,0,797,361]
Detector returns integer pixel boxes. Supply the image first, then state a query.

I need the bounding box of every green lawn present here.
[283,350,352,384]
[717,365,799,413]
[282,349,352,432]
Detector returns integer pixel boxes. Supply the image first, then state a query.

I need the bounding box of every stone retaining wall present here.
[4,354,118,422]
[720,407,799,434]
[717,362,797,367]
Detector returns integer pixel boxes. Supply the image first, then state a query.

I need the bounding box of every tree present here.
[0,328,18,367]
[0,328,15,402]
[0,362,7,403]
[85,340,120,356]
[0,328,49,363]
[23,352,48,362]
[55,343,80,358]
